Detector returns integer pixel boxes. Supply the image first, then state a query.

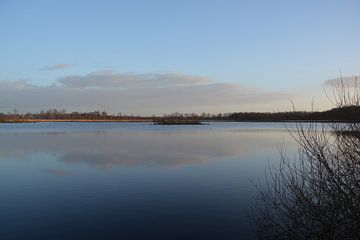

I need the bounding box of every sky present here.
[0,0,359,114]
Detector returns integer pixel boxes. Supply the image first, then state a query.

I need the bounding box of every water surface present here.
[0,122,298,240]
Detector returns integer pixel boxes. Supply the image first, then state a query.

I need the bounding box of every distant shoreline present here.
[0,119,152,123]
[1,106,359,123]
[0,119,354,124]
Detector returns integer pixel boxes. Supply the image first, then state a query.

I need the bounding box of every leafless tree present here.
[252,76,360,239]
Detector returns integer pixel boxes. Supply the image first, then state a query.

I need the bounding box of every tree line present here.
[1,106,360,122]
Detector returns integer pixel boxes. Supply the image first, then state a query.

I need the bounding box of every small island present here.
[153,119,203,125]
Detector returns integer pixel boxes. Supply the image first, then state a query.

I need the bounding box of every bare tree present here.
[252,76,360,239]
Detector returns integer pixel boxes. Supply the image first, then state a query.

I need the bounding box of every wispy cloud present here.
[0,79,35,90]
[0,71,292,114]
[323,75,360,88]
[42,63,71,71]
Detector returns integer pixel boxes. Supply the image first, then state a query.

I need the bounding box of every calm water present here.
[0,122,299,240]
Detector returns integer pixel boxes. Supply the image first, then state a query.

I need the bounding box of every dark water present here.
[0,122,298,240]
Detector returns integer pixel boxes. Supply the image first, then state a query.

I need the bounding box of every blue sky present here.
[0,0,359,114]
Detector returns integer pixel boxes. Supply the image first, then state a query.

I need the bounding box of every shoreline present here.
[0,119,152,123]
[0,119,356,124]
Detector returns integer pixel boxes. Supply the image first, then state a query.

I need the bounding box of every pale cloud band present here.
[0,71,297,114]
[41,64,71,71]
[58,71,212,89]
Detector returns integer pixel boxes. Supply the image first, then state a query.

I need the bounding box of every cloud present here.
[0,79,35,90]
[57,71,212,89]
[42,63,71,71]
[323,75,360,88]
[0,71,292,114]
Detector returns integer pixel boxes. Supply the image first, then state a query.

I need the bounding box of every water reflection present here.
[45,168,71,176]
[0,123,299,240]
[0,129,291,168]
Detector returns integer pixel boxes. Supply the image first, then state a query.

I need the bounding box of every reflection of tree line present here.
[1,106,360,123]
[252,79,360,239]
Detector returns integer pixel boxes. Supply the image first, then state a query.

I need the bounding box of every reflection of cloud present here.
[59,150,211,169]
[0,71,290,114]
[324,75,360,88]
[42,64,71,71]
[0,129,291,169]
[45,168,71,176]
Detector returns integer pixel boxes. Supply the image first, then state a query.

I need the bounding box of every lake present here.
[0,122,299,240]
